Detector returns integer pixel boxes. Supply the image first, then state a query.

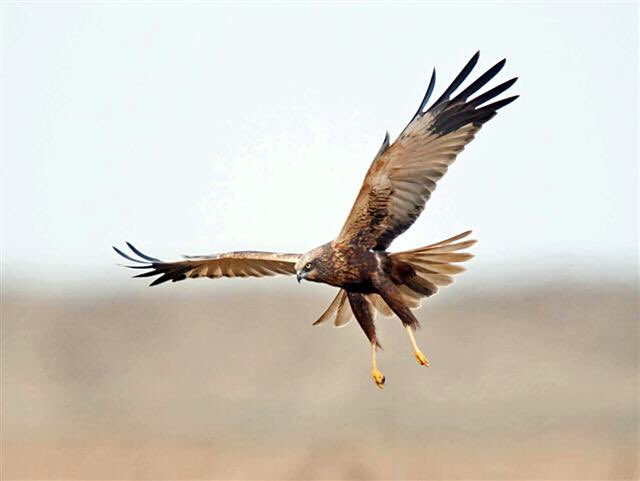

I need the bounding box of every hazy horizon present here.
[2,2,638,289]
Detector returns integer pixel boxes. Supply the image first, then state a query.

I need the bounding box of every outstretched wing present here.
[336,51,518,250]
[114,242,300,286]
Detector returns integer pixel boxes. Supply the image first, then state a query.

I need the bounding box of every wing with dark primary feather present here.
[113,242,300,286]
[336,51,518,250]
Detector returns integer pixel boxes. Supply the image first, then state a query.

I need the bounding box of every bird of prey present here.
[114,51,517,389]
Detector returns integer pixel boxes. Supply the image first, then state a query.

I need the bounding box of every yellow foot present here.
[371,369,386,389]
[414,350,430,367]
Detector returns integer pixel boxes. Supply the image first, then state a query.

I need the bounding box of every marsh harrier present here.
[115,51,517,388]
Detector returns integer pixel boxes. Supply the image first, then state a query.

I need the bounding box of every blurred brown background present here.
[3,272,638,479]
[2,2,638,479]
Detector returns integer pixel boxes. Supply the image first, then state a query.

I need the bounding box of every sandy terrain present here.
[2,277,638,479]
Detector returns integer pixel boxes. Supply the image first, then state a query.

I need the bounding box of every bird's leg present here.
[405,325,430,367]
[371,341,385,389]
[374,275,430,367]
[346,291,385,389]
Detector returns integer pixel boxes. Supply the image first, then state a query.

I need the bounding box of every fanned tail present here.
[389,230,476,309]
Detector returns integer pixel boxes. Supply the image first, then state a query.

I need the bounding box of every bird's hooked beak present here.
[296,271,304,283]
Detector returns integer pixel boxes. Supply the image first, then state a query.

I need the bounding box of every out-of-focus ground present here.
[2,275,638,480]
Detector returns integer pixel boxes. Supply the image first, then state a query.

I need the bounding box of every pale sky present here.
[1,2,638,290]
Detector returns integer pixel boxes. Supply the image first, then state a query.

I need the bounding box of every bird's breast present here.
[320,246,384,289]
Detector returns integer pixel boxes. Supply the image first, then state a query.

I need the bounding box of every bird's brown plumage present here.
[114,51,517,388]
[114,244,300,286]
[337,53,516,251]
[313,230,476,328]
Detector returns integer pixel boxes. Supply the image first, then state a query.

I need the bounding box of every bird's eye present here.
[305,263,312,270]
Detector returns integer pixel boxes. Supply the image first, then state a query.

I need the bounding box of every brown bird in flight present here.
[114,52,517,389]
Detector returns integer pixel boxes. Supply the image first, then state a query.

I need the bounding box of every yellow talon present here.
[372,369,385,389]
[414,350,430,366]
[370,341,385,389]
[405,325,430,367]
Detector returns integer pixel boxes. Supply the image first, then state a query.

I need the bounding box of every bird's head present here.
[295,244,330,283]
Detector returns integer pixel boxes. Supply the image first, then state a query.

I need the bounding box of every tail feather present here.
[390,230,476,309]
[397,285,422,309]
[412,262,466,275]
[412,239,476,254]
[402,230,472,250]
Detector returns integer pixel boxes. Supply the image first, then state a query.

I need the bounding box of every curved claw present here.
[415,350,430,367]
[372,369,385,389]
